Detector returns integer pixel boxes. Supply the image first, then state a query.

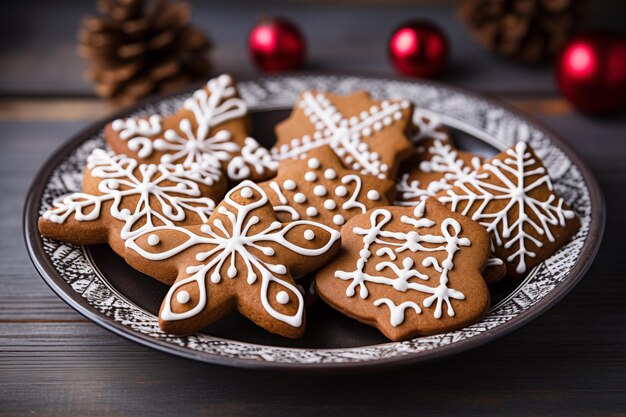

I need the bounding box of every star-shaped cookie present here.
[259,146,396,229]
[105,74,277,185]
[124,181,341,337]
[39,149,216,263]
[271,90,414,179]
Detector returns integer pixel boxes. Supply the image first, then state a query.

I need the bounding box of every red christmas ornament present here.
[248,17,306,72]
[556,32,626,114]
[388,20,449,78]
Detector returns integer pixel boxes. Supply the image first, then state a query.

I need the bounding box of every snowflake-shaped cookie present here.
[124,181,341,337]
[39,149,216,260]
[259,146,397,229]
[315,199,491,341]
[271,90,413,179]
[437,141,580,278]
[106,74,278,185]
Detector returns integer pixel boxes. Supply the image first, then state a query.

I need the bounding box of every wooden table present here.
[1,2,625,416]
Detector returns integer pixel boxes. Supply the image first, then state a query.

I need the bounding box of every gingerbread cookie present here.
[396,138,484,205]
[259,146,396,229]
[437,141,580,279]
[39,149,217,261]
[315,199,490,341]
[271,90,414,179]
[124,181,341,337]
[106,74,277,184]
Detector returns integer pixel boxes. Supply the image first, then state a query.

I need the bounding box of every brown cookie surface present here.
[39,149,217,263]
[259,146,396,230]
[437,141,581,279]
[106,74,277,184]
[315,199,491,341]
[271,90,413,179]
[124,181,341,338]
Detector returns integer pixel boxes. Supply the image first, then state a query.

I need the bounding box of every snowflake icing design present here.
[271,91,411,179]
[396,139,484,205]
[111,74,276,183]
[42,149,215,240]
[437,141,577,274]
[125,181,340,329]
[334,201,470,326]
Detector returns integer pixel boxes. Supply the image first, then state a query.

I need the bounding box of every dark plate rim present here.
[23,73,605,372]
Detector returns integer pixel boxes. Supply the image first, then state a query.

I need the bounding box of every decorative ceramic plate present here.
[24,75,604,371]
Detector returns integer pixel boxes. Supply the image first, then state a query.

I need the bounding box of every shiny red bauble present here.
[388,20,449,78]
[556,32,626,114]
[248,17,306,72]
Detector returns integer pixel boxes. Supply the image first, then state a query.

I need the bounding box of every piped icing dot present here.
[294,193,307,204]
[306,207,318,217]
[313,185,327,196]
[367,190,380,201]
[324,169,337,179]
[293,193,306,204]
[176,290,190,304]
[324,199,337,210]
[308,158,321,169]
[276,291,290,305]
[304,171,317,182]
[333,214,345,225]
[240,187,253,198]
[283,179,296,190]
[304,229,315,240]
[335,186,348,197]
[147,234,160,246]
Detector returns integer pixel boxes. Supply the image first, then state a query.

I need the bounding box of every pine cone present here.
[458,0,586,63]
[78,0,212,104]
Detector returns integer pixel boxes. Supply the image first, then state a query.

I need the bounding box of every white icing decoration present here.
[335,186,348,197]
[125,181,340,328]
[42,149,216,240]
[437,141,576,274]
[304,229,315,240]
[176,290,191,304]
[334,203,470,322]
[373,299,421,327]
[294,193,307,204]
[333,214,345,225]
[324,169,336,179]
[227,137,279,181]
[324,199,337,210]
[304,171,317,182]
[147,234,160,246]
[272,92,409,179]
[283,179,296,190]
[411,109,449,144]
[308,158,321,169]
[276,291,290,305]
[395,139,483,206]
[111,115,162,158]
[313,185,327,196]
[487,256,504,266]
[306,207,318,217]
[240,186,253,198]
[367,190,380,201]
